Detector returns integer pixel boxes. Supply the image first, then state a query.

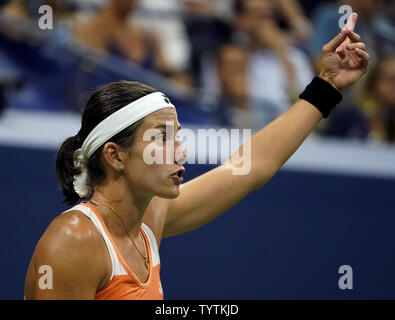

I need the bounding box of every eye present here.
[156,133,167,143]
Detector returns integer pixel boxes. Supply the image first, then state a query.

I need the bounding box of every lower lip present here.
[171,174,183,184]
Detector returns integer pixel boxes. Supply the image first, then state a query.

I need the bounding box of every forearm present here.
[254,23,368,187]
[233,99,323,190]
[164,101,320,237]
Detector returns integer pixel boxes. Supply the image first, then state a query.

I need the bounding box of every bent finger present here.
[323,29,348,53]
[355,48,370,67]
[344,29,361,43]
[346,42,366,51]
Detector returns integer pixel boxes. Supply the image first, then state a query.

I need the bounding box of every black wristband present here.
[299,77,343,118]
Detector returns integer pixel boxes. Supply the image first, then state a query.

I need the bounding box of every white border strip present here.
[283,136,395,179]
[1,109,395,179]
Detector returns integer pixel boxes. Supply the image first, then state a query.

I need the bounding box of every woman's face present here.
[122,107,186,199]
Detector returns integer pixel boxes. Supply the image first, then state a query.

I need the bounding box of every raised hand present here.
[319,13,370,91]
[335,12,359,63]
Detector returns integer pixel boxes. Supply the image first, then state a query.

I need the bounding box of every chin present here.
[157,185,181,199]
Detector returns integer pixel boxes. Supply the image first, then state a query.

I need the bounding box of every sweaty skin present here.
[25,15,369,299]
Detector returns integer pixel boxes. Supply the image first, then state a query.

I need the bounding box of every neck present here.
[90,183,153,239]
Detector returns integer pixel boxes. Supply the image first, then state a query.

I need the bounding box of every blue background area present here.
[1,145,394,299]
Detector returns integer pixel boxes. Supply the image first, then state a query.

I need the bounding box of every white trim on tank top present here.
[62,204,161,280]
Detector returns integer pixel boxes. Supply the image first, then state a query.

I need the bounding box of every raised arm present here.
[163,19,369,238]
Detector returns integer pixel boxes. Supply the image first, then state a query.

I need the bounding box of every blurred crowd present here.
[0,0,394,143]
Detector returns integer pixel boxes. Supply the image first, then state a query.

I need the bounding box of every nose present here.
[174,140,188,165]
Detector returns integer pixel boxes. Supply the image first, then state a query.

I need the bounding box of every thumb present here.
[322,29,348,53]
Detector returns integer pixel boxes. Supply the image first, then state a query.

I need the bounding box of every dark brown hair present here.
[56,80,157,205]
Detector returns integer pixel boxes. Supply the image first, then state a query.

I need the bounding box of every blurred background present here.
[0,0,395,299]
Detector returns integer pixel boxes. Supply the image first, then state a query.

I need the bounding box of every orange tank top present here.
[64,202,164,300]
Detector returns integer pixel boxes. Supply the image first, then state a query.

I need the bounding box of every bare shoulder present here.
[37,210,105,255]
[25,210,110,299]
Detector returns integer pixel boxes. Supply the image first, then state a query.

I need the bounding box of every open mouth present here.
[170,167,185,183]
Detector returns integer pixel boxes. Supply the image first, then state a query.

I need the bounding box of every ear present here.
[101,142,127,171]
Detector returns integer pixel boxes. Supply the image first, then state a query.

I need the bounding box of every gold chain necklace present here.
[89,199,149,270]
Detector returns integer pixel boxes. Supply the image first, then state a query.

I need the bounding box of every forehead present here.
[141,107,180,128]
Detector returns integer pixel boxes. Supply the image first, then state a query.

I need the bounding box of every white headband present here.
[73,91,176,198]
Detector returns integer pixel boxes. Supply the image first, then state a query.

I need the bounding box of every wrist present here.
[318,73,340,91]
[299,77,343,118]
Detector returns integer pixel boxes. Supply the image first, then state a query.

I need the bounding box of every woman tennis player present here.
[25,14,369,299]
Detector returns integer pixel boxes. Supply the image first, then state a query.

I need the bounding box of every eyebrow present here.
[155,123,182,131]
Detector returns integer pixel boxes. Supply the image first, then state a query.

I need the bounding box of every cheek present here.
[126,147,166,184]
[124,160,162,192]
[125,140,178,186]
[146,140,178,165]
